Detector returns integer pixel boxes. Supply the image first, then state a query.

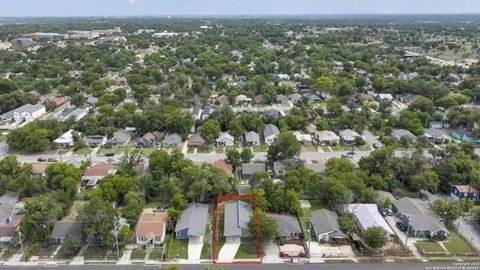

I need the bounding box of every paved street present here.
[0,262,479,270]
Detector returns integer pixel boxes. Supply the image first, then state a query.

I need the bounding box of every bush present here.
[24,243,40,261]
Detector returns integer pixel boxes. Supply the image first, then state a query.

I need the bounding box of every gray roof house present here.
[59,107,88,122]
[423,128,450,144]
[314,131,340,145]
[85,135,107,147]
[51,221,83,244]
[241,163,266,180]
[175,203,209,240]
[109,129,133,147]
[339,129,361,144]
[216,131,234,147]
[163,133,182,148]
[393,197,448,240]
[244,131,260,146]
[391,129,417,143]
[263,124,280,145]
[267,213,302,240]
[288,93,303,104]
[310,209,348,244]
[0,192,19,227]
[224,201,252,238]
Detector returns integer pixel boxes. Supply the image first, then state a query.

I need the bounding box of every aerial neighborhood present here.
[0,12,479,269]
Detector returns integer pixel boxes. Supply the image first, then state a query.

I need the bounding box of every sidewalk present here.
[117,245,134,265]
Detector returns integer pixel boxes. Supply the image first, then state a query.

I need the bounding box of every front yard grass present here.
[84,246,118,260]
[200,242,211,259]
[415,241,447,255]
[330,144,350,151]
[130,248,146,260]
[356,144,371,151]
[320,146,332,152]
[187,147,195,153]
[235,242,259,259]
[149,247,165,260]
[443,233,476,255]
[74,147,92,155]
[252,144,268,152]
[166,234,188,259]
[97,146,127,155]
[197,146,212,153]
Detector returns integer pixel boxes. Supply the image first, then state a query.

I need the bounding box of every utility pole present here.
[113,215,120,260]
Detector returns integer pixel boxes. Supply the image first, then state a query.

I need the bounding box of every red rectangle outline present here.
[212,194,262,265]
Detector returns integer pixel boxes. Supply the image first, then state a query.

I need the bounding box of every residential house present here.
[310,209,348,245]
[293,132,312,144]
[263,124,280,146]
[0,103,46,125]
[342,204,395,241]
[213,160,233,177]
[58,107,88,122]
[0,192,21,247]
[0,215,23,248]
[191,106,202,121]
[81,162,116,188]
[303,92,322,103]
[53,129,77,148]
[85,95,98,106]
[135,211,168,246]
[244,131,260,146]
[288,93,303,104]
[276,94,289,104]
[224,201,252,240]
[162,133,182,148]
[235,95,252,105]
[450,185,479,204]
[31,163,48,177]
[187,132,206,148]
[393,197,448,240]
[109,129,133,147]
[267,213,302,241]
[423,128,450,144]
[216,132,234,147]
[374,94,393,102]
[428,121,450,129]
[391,129,417,143]
[241,163,266,180]
[273,160,303,177]
[306,124,317,135]
[85,135,107,147]
[51,221,83,244]
[314,131,340,145]
[450,130,479,143]
[50,97,65,108]
[136,132,157,148]
[339,129,361,145]
[202,106,214,120]
[175,203,209,241]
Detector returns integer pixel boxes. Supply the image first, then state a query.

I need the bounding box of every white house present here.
[0,103,46,125]
[135,211,168,247]
[216,132,235,147]
[263,124,280,145]
[53,129,77,148]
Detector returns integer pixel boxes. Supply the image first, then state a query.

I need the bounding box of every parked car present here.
[37,157,47,162]
[386,209,394,216]
[373,143,379,149]
[381,210,387,217]
[396,222,407,232]
[47,158,59,162]
[105,152,115,157]
[153,205,168,212]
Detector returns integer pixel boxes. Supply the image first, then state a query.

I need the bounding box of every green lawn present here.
[76,188,99,200]
[97,147,127,155]
[215,205,226,259]
[415,241,446,254]
[197,146,212,153]
[215,147,224,153]
[166,234,188,259]
[84,246,118,260]
[235,242,260,259]
[187,147,195,153]
[356,144,371,151]
[252,144,268,152]
[130,248,146,260]
[443,233,476,255]
[330,144,350,151]
[149,247,165,260]
[320,146,332,152]
[136,147,156,156]
[200,242,212,259]
[74,147,92,155]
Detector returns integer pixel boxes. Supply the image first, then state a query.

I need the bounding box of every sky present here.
[1,0,480,17]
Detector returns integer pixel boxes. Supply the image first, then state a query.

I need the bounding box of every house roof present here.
[453,185,480,193]
[217,131,234,141]
[311,209,347,238]
[267,213,302,238]
[244,131,260,142]
[391,129,417,140]
[213,160,233,176]
[13,102,45,114]
[174,203,209,237]
[315,131,340,141]
[163,133,182,144]
[344,204,394,235]
[263,124,280,138]
[0,192,18,206]
[51,221,82,239]
[31,163,48,175]
[393,197,448,233]
[53,129,76,144]
[188,132,205,145]
[339,129,360,141]
[111,129,132,143]
[425,128,448,138]
[142,132,156,141]
[224,201,252,237]
[83,162,113,177]
[241,163,266,175]
[135,212,168,239]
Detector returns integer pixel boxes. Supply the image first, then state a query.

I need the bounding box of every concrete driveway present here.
[217,237,240,262]
[188,236,203,261]
[384,216,424,260]
[308,241,354,258]
[262,241,283,263]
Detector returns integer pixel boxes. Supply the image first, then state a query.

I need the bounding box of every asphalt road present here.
[1,262,479,270]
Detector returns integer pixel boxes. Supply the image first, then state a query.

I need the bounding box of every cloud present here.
[127,0,143,4]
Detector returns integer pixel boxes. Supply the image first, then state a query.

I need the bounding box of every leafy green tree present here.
[432,200,465,228]
[77,196,116,245]
[248,210,277,240]
[240,148,254,163]
[122,192,145,225]
[409,170,440,192]
[362,226,386,249]
[45,163,81,198]
[226,148,241,170]
[250,188,270,211]
[202,119,221,145]
[267,132,301,162]
[171,193,188,210]
[338,213,357,234]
